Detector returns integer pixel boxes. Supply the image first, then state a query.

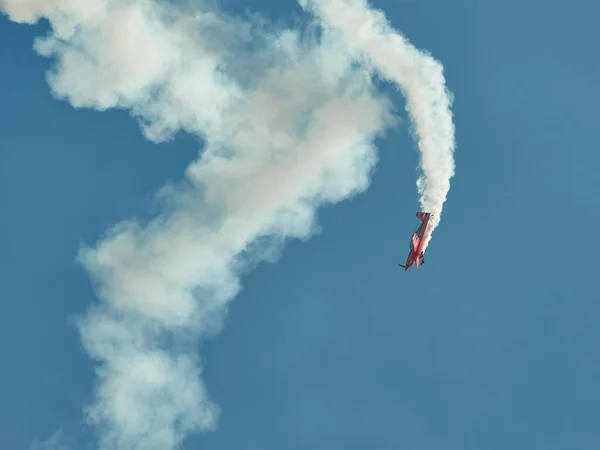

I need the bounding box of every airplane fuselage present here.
[399,212,431,271]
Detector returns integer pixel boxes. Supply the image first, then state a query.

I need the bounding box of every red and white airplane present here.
[398,212,431,271]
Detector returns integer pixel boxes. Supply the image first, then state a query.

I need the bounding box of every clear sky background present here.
[2,0,600,449]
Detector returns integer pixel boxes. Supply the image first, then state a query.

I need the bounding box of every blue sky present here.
[2,0,600,449]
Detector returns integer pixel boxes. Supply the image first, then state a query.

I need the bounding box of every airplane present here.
[398,212,431,271]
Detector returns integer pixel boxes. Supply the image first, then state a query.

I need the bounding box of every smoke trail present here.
[2,0,394,449]
[300,0,456,249]
[3,0,455,448]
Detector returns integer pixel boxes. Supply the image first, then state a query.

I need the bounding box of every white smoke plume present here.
[2,0,454,448]
[300,0,456,249]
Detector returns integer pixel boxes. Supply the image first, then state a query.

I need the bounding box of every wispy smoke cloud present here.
[300,0,456,248]
[2,0,393,448]
[2,0,454,448]
[31,429,71,450]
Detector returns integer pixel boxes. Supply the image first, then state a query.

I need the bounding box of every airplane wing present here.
[414,253,425,268]
[415,212,431,241]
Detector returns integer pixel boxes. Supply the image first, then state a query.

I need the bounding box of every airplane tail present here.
[416,211,431,222]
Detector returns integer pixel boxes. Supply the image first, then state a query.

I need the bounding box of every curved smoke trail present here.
[301,0,456,249]
[2,0,454,449]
